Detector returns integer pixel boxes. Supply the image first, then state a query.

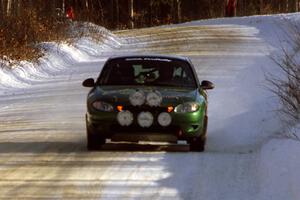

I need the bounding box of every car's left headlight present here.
[174,102,199,113]
[92,101,114,112]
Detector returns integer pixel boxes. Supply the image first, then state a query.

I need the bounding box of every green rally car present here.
[82,55,214,151]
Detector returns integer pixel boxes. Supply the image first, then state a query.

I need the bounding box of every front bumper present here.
[86,107,206,141]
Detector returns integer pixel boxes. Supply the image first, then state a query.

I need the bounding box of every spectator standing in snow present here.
[225,0,236,17]
[66,6,75,20]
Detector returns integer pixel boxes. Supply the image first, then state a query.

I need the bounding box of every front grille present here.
[124,105,167,114]
[113,123,178,134]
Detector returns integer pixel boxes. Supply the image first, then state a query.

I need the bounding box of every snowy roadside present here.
[258,136,300,199]
[191,14,300,199]
[0,24,122,96]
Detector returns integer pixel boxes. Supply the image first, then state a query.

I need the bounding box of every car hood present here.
[89,85,201,106]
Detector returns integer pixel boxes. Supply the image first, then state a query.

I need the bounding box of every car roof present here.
[107,54,190,62]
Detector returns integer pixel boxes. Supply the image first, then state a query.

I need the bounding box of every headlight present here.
[146,91,162,107]
[129,90,145,106]
[174,102,199,113]
[137,112,154,128]
[92,101,113,112]
[158,112,172,127]
[117,111,133,126]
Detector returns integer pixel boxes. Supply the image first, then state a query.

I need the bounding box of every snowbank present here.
[258,137,300,200]
[0,24,121,95]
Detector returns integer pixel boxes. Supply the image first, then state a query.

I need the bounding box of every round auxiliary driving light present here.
[117,110,133,126]
[129,90,145,106]
[137,112,153,128]
[146,91,162,107]
[158,112,172,127]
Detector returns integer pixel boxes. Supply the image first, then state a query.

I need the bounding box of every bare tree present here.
[260,0,264,14]
[6,0,12,16]
[268,20,300,124]
[115,0,119,28]
[85,0,89,10]
[171,0,181,23]
[0,0,4,19]
[238,0,246,16]
[177,0,181,23]
[129,0,134,28]
[288,0,297,12]
[279,0,288,12]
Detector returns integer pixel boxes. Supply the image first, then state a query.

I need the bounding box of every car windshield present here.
[97,58,197,88]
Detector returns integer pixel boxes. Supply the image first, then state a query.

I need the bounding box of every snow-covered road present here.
[0,16,296,199]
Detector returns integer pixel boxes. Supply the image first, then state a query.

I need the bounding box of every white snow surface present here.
[0,14,300,199]
[0,25,121,94]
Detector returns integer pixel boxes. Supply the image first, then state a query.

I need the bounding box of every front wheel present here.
[189,116,208,152]
[189,136,206,152]
[86,116,105,150]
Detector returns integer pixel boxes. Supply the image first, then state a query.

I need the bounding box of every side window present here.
[98,65,112,85]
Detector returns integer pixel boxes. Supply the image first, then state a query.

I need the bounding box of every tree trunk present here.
[17,0,21,17]
[288,0,297,12]
[172,0,178,23]
[0,0,4,17]
[115,0,119,29]
[279,0,287,12]
[148,2,152,26]
[62,0,65,13]
[260,0,264,14]
[237,0,244,16]
[129,0,134,29]
[97,0,104,24]
[85,0,89,10]
[0,0,3,19]
[110,0,114,28]
[6,0,12,16]
[177,0,181,23]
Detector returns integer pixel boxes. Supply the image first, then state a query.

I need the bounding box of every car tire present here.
[189,136,206,152]
[86,116,106,151]
[189,116,208,152]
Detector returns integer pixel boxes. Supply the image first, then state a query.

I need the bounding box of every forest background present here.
[0,0,299,62]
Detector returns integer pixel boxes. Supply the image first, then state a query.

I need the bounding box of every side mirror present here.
[200,80,214,90]
[82,78,95,87]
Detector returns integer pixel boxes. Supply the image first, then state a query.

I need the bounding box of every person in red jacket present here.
[66,6,75,20]
[225,0,236,17]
